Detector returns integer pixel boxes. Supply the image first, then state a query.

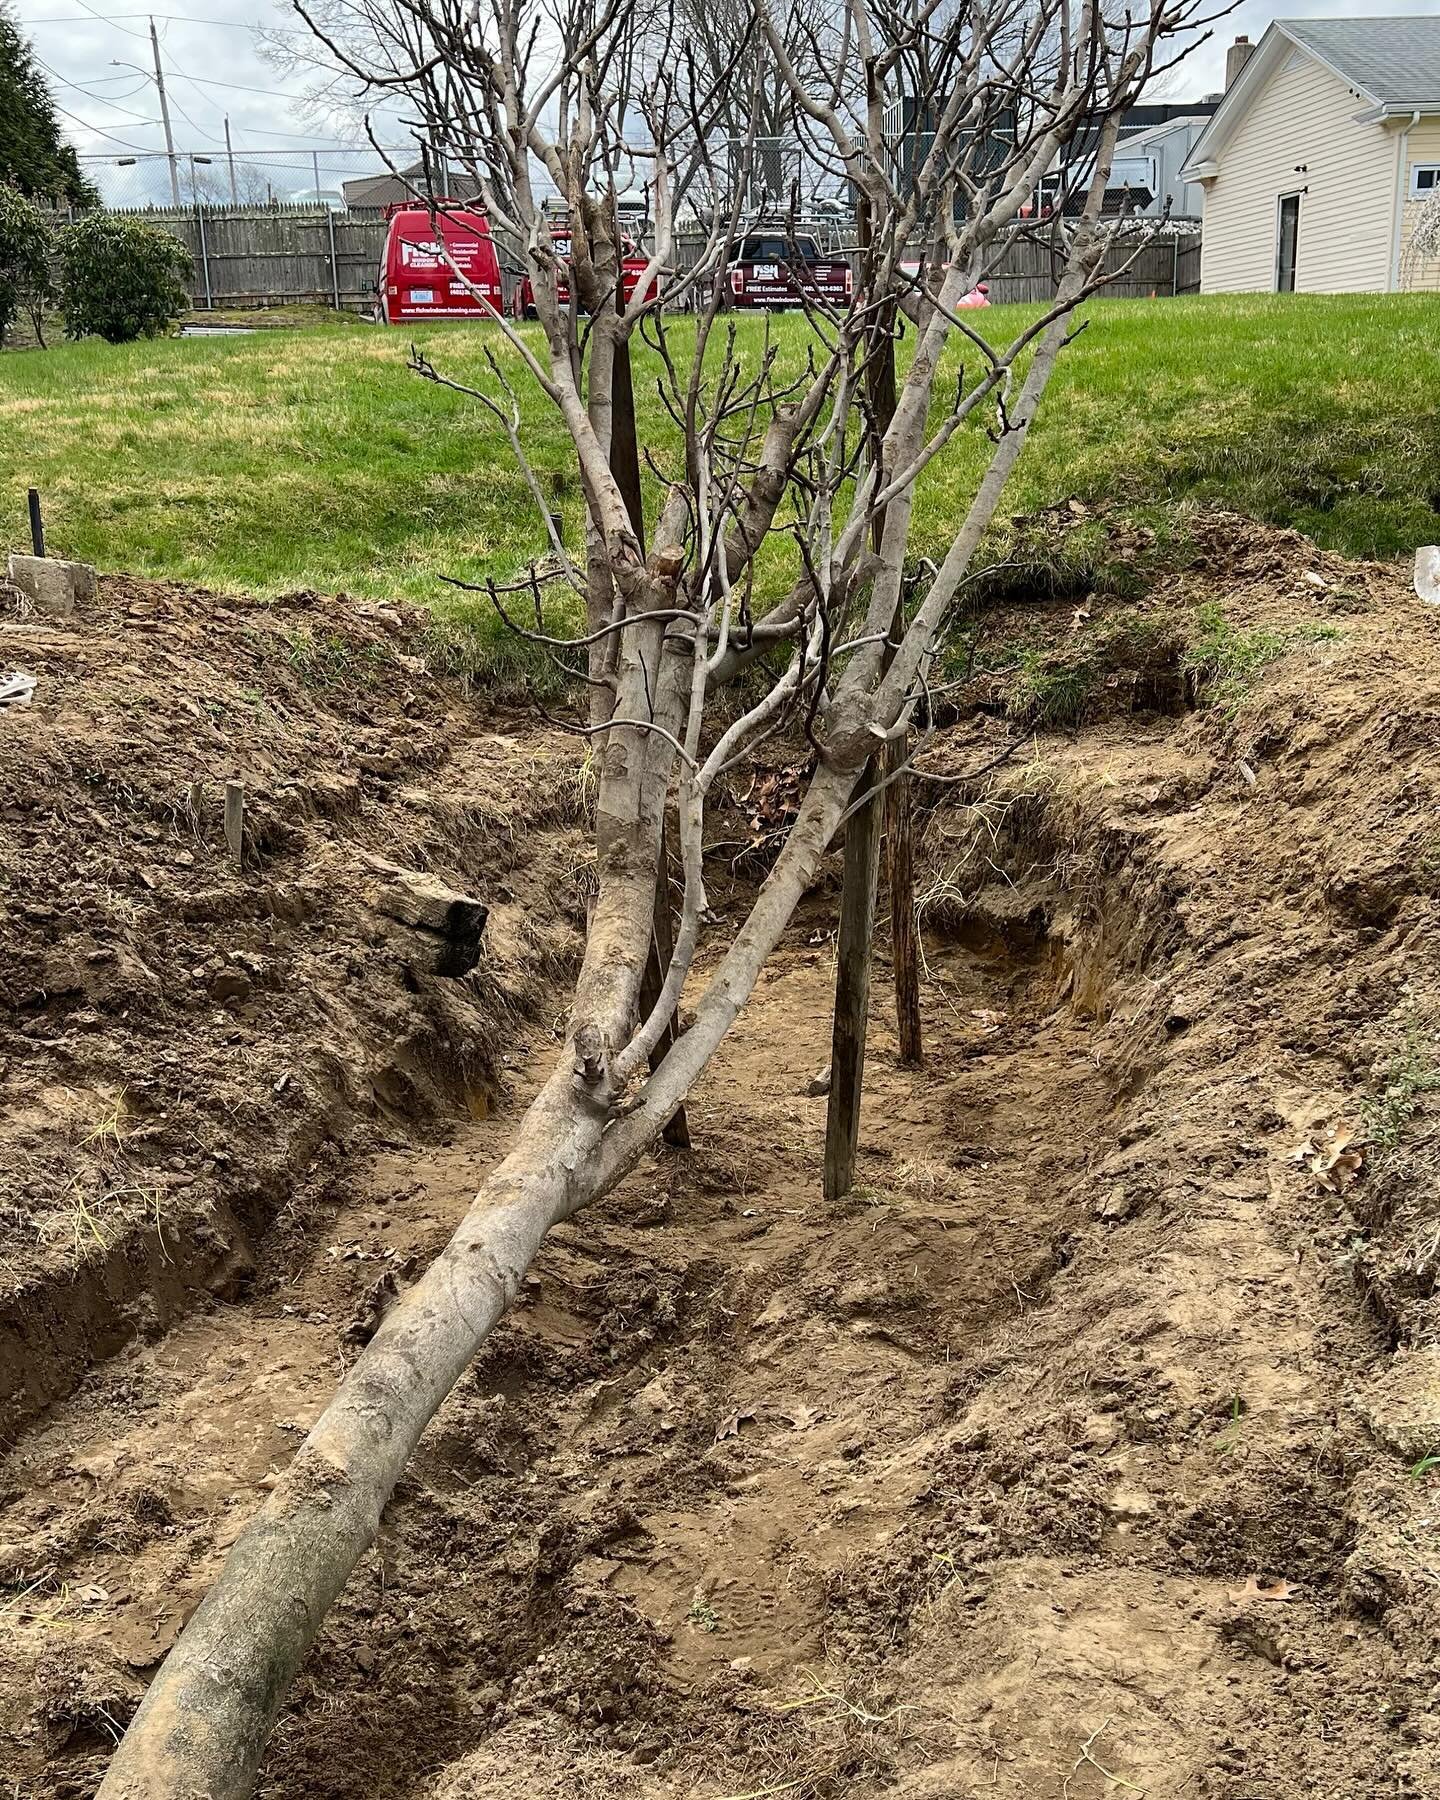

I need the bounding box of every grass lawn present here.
[1,292,1436,634]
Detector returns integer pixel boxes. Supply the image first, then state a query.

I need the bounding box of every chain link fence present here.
[75,146,431,214]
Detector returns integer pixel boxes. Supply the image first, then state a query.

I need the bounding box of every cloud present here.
[16,0,414,204]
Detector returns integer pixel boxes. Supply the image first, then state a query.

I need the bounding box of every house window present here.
[1412,165,1440,200]
[1276,192,1301,292]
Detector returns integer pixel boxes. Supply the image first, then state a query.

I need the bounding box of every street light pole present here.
[224,116,238,205]
[149,16,181,206]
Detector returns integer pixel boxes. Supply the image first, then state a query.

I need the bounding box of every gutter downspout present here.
[1390,111,1421,291]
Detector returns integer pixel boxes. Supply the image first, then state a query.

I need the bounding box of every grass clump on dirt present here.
[1005,644,1097,728]
[1180,603,1343,708]
[1363,1019,1440,1151]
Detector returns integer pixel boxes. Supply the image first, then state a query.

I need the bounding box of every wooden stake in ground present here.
[824,761,883,1202]
[223,781,244,867]
[884,735,923,1066]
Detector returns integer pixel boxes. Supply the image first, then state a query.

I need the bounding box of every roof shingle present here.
[1279,15,1440,108]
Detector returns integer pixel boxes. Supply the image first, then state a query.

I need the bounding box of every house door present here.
[1276,194,1300,292]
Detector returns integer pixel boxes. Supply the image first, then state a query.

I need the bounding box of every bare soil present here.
[3,516,1439,1800]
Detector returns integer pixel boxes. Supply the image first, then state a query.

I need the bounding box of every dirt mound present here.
[0,576,587,1431]
[3,515,1440,1799]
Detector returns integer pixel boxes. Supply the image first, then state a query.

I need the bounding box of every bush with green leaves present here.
[0,183,53,343]
[57,213,191,344]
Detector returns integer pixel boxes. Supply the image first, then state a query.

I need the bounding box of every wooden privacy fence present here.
[674,224,1204,301]
[113,204,392,311]
[986,228,1202,299]
[118,203,1202,311]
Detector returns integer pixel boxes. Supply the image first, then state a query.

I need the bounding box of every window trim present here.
[1411,164,1440,200]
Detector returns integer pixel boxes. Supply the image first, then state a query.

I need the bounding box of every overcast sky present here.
[17,0,1440,200]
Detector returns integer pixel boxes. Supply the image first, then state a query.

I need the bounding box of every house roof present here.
[1180,17,1440,181]
[341,163,481,208]
[1281,16,1440,110]
[1119,113,1213,152]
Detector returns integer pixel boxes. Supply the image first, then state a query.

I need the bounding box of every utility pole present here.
[224,116,238,204]
[149,16,180,207]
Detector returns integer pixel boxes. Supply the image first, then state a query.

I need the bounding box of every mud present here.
[3,515,1440,1799]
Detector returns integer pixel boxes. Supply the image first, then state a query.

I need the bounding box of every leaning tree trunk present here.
[95,760,856,1800]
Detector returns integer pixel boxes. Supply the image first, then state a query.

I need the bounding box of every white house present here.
[1180,17,1440,293]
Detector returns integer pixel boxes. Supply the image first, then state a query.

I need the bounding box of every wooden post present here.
[854,207,920,1065]
[824,761,883,1202]
[638,826,691,1149]
[223,781,245,867]
[884,734,923,1065]
[821,208,919,1195]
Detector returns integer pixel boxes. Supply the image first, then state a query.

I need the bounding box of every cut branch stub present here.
[361,854,489,978]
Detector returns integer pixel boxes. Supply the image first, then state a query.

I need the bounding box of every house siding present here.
[1198,49,1397,293]
[1399,119,1440,292]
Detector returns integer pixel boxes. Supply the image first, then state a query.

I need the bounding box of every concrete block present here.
[6,553,97,616]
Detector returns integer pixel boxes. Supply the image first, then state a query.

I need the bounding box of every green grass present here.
[1,292,1437,637]
[1363,1021,1440,1150]
[1180,602,1344,707]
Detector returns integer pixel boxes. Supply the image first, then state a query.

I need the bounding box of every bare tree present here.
[676,0,838,195]
[96,3,1224,1794]
[1402,185,1440,291]
[258,0,469,150]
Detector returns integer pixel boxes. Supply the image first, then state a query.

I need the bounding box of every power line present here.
[156,82,226,144]
[160,62,306,97]
[68,0,153,40]
[34,57,148,88]
[52,99,161,148]
[54,82,159,118]
[34,56,157,114]
[25,10,292,29]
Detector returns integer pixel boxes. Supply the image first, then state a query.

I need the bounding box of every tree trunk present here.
[95,749,860,1800]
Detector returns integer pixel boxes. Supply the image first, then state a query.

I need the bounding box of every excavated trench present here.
[4,519,1440,1798]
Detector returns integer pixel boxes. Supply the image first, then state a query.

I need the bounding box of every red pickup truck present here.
[724,231,852,310]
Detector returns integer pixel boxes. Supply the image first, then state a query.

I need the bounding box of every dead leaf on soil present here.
[714,1408,756,1442]
[1289,1127,1364,1193]
[971,1008,1006,1034]
[1229,1575,1298,1606]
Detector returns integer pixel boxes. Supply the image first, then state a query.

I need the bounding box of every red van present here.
[516,228,659,319]
[377,204,503,324]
